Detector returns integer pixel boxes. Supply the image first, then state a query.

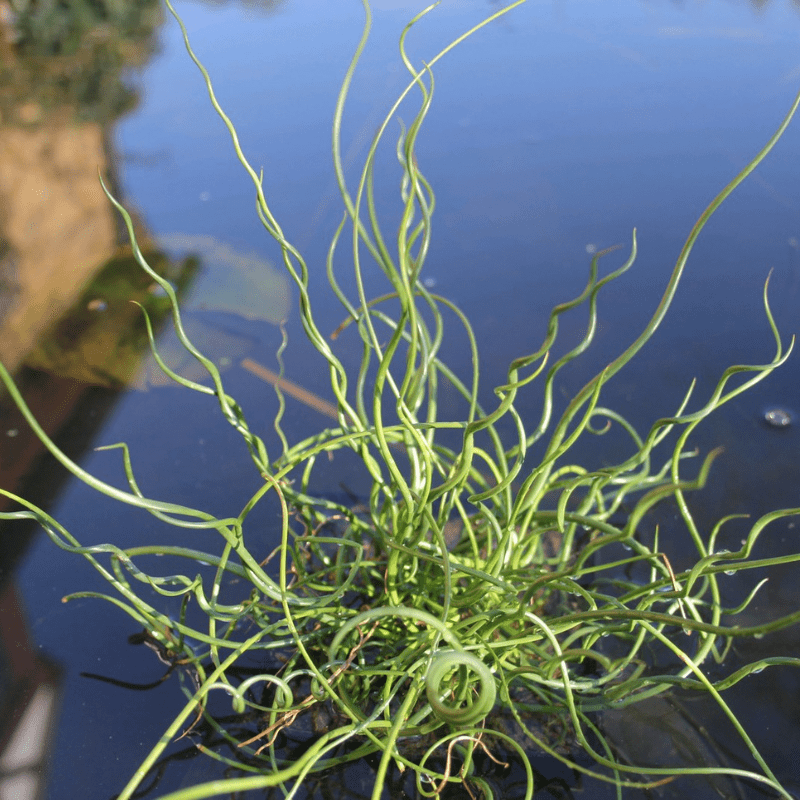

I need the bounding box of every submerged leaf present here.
[158,233,290,324]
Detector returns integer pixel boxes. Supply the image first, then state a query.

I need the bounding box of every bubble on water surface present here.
[762,407,793,429]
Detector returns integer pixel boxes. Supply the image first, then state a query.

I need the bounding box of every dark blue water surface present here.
[2,0,800,797]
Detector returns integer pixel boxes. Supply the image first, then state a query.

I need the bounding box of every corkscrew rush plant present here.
[2,1,800,798]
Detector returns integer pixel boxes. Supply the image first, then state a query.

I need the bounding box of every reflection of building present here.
[0,365,121,798]
[0,3,163,797]
[0,582,62,800]
[0,0,299,794]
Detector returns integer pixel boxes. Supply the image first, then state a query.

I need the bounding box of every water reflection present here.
[0,581,61,800]
[0,0,161,372]
[0,3,295,794]
[0,4,163,797]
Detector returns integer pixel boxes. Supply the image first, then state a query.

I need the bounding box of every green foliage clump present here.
[2,1,800,798]
[1,0,162,122]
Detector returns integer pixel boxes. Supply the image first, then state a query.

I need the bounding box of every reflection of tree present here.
[0,0,162,125]
[181,0,284,15]
[22,247,203,389]
[0,0,165,372]
[660,0,800,12]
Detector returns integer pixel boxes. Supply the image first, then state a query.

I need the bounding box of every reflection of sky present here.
[117,0,800,339]
[22,1,800,797]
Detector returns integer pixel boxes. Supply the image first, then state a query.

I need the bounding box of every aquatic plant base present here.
[2,1,800,798]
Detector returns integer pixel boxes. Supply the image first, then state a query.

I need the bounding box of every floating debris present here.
[763,407,793,429]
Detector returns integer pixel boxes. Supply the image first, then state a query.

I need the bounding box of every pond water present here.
[1,0,800,798]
